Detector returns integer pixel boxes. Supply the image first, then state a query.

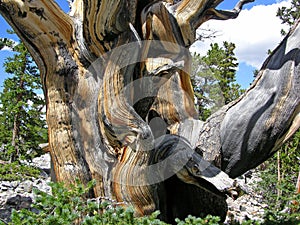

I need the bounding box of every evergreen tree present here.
[0,37,13,50]
[277,0,300,35]
[257,132,300,220]
[191,52,218,121]
[191,41,243,120]
[256,1,300,219]
[0,37,47,162]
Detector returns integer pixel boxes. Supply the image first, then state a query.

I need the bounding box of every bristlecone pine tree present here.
[0,0,299,223]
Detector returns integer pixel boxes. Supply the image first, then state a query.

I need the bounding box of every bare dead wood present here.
[0,0,299,222]
[219,20,300,177]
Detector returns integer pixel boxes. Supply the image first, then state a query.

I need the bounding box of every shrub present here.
[0,162,40,181]
[255,130,300,224]
[5,180,168,225]
[1,179,299,225]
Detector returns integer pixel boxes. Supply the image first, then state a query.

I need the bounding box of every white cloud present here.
[0,39,19,52]
[0,46,13,52]
[190,0,291,68]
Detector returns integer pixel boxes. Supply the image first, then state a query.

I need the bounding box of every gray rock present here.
[31,153,51,170]
[225,169,265,224]
[19,180,33,193]
[15,187,25,194]
[1,181,12,188]
[239,205,247,211]
[1,186,8,191]
[6,195,32,210]
[0,208,12,224]
[0,154,53,222]
[10,181,20,189]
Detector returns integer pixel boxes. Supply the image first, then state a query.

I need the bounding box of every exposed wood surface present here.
[220,20,300,177]
[0,0,299,222]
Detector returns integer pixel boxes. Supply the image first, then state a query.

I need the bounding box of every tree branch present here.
[150,135,242,198]
[205,0,255,21]
[171,0,254,46]
[198,19,300,178]
[0,0,74,73]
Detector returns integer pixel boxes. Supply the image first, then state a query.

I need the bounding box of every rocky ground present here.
[0,153,268,224]
[0,154,52,224]
[225,171,268,224]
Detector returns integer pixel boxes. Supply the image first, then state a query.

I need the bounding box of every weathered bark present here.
[0,0,299,222]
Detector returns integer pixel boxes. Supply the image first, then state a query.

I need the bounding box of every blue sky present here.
[0,0,291,90]
[191,0,291,88]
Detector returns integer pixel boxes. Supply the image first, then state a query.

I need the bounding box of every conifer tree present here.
[0,0,299,220]
[0,37,47,162]
[256,1,300,218]
[191,41,243,120]
[277,0,300,35]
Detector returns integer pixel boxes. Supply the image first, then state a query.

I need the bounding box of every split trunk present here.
[1,0,300,222]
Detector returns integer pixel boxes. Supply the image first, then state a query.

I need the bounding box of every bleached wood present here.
[0,0,299,222]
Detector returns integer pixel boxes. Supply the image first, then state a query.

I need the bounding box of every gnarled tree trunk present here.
[1,0,299,222]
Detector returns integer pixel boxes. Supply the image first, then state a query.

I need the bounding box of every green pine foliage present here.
[0,37,14,50]
[254,2,300,224]
[277,0,300,35]
[0,179,298,225]
[202,41,242,105]
[0,33,47,180]
[191,52,218,120]
[0,162,40,181]
[191,41,244,120]
[0,35,47,163]
[256,129,300,223]
[7,180,168,225]
[1,180,221,225]
[175,215,221,225]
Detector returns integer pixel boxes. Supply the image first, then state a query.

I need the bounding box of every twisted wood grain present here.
[1,0,299,222]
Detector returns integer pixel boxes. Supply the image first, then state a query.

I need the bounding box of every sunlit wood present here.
[0,0,299,222]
